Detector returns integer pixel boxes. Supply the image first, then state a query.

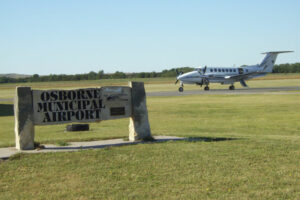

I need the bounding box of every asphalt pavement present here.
[147,86,300,96]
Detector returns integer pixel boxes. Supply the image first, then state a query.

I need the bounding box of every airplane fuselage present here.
[178,65,263,85]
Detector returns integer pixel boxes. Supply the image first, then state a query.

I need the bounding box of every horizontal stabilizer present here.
[261,51,293,54]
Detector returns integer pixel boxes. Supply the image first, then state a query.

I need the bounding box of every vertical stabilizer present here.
[259,51,293,72]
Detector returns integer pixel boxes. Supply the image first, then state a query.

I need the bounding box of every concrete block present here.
[14,87,35,150]
[129,82,152,141]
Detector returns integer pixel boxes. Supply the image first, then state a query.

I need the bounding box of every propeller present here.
[175,69,183,84]
[175,69,183,76]
[198,66,207,87]
[203,66,207,74]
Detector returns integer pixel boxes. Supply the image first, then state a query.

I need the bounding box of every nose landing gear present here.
[178,82,184,92]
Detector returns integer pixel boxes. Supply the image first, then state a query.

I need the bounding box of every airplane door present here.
[238,68,244,74]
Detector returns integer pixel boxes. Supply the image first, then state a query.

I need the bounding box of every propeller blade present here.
[200,79,203,87]
[203,66,207,74]
[175,69,179,75]
[175,79,179,84]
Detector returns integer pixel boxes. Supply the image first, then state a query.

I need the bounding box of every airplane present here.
[175,51,293,92]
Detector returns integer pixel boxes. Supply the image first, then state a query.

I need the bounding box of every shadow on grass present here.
[0,104,14,117]
[41,136,239,151]
[185,136,238,142]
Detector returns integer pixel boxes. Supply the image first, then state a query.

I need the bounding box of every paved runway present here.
[147,86,300,96]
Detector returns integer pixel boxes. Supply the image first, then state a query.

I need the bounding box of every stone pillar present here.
[14,87,35,150]
[129,82,153,141]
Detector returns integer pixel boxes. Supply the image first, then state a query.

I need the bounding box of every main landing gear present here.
[229,85,235,90]
[204,86,210,91]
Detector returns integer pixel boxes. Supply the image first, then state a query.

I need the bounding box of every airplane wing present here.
[224,71,267,81]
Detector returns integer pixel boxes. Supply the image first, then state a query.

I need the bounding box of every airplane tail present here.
[259,51,293,72]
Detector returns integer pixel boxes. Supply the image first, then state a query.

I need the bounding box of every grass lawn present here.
[0,94,300,147]
[0,77,300,199]
[0,138,299,199]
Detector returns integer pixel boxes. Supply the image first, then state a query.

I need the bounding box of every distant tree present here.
[150,71,157,78]
[273,63,300,73]
[98,70,104,79]
[2,63,300,84]
[88,71,97,80]
[31,74,40,82]
[112,71,126,79]
[137,72,146,78]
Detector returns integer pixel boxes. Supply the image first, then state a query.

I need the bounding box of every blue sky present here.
[0,0,299,75]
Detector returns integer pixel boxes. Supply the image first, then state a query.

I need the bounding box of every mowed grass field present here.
[0,74,300,199]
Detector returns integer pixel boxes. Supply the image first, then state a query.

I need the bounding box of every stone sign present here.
[14,82,152,150]
[32,87,131,125]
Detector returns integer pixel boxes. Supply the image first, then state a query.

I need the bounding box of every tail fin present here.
[259,51,293,72]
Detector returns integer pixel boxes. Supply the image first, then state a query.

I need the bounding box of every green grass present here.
[1,94,299,147]
[55,141,70,146]
[0,77,300,199]
[0,139,299,199]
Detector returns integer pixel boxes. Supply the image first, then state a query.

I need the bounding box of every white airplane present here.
[175,51,293,92]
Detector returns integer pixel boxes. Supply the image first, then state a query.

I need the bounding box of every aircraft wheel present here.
[204,86,210,91]
[179,87,184,92]
[229,85,235,90]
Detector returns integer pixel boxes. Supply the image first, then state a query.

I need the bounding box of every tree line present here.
[1,63,299,84]
[272,63,300,73]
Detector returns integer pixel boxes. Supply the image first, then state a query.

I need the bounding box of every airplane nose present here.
[175,74,183,84]
[177,74,183,80]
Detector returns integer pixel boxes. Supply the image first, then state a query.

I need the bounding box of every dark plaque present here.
[110,107,125,116]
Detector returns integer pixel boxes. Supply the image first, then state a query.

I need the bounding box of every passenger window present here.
[218,69,221,72]
[214,69,217,72]
[233,69,236,72]
[222,69,225,72]
[225,69,228,72]
[230,69,232,72]
[210,69,213,72]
